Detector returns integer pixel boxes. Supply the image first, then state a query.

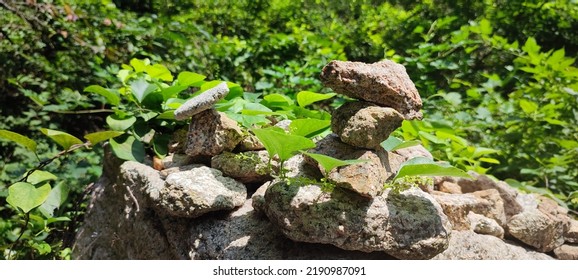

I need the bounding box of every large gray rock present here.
[432,230,554,260]
[160,166,247,218]
[174,82,229,120]
[211,151,272,184]
[320,60,422,120]
[331,101,404,149]
[262,183,451,259]
[507,209,565,252]
[305,134,404,198]
[185,108,243,157]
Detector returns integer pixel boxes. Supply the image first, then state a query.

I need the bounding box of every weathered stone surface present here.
[159,166,247,218]
[160,154,193,169]
[211,151,272,184]
[456,172,523,218]
[274,119,292,131]
[507,209,565,252]
[553,244,578,260]
[432,230,554,260]
[331,101,404,149]
[174,82,229,120]
[74,161,395,259]
[185,109,243,157]
[320,60,422,120]
[251,181,271,215]
[262,183,451,259]
[439,181,462,194]
[432,190,506,230]
[468,212,504,239]
[565,219,578,244]
[393,144,433,161]
[236,134,265,151]
[305,134,404,198]
[472,189,507,227]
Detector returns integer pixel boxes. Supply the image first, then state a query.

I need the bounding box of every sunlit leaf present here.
[0,129,37,153]
[109,135,145,162]
[84,131,125,145]
[296,91,336,107]
[252,127,315,161]
[303,152,368,175]
[83,85,120,106]
[393,157,471,181]
[289,119,331,138]
[7,182,51,213]
[40,128,83,150]
[26,170,57,185]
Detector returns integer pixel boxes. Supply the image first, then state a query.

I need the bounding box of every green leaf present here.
[109,135,145,162]
[418,131,445,144]
[177,71,206,86]
[296,91,336,107]
[252,128,315,161]
[84,131,125,145]
[130,78,159,103]
[479,157,500,164]
[153,134,170,158]
[288,119,331,138]
[0,129,37,153]
[157,110,176,120]
[130,58,149,73]
[6,182,51,213]
[522,37,540,54]
[106,115,136,131]
[83,85,120,106]
[38,181,69,218]
[40,128,83,150]
[303,152,368,175]
[263,93,294,107]
[159,85,188,100]
[26,170,57,185]
[393,157,471,181]
[519,99,538,114]
[380,136,421,152]
[145,64,173,82]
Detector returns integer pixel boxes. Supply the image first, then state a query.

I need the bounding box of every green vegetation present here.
[1,0,577,259]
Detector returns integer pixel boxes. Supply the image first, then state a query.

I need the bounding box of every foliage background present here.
[1,0,577,259]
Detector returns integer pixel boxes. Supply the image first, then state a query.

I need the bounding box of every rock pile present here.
[73,60,577,260]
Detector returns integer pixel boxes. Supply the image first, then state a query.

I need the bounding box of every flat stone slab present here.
[174,82,229,120]
[320,60,422,120]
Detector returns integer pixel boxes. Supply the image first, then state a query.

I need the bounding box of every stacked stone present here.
[173,82,243,158]
[305,60,425,198]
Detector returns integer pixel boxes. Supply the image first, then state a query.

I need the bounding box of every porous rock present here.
[74,159,395,259]
[160,153,193,169]
[305,134,404,198]
[211,151,272,184]
[393,144,433,161]
[468,212,504,239]
[331,101,404,149]
[507,209,565,252]
[174,82,229,120]
[320,60,422,120]
[262,183,451,259]
[236,134,265,151]
[565,219,578,244]
[432,189,506,230]
[438,181,462,194]
[553,244,578,260]
[432,230,554,260]
[159,166,247,218]
[185,108,243,157]
[456,172,523,218]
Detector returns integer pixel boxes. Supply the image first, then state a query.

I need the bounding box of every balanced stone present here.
[174,82,229,121]
[185,108,243,157]
[331,101,404,149]
[320,60,422,120]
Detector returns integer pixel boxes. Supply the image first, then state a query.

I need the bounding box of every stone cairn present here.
[74,60,578,260]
